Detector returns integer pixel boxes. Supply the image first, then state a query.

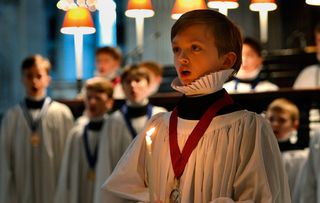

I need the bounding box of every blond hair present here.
[21,54,51,74]
[267,98,300,122]
[85,77,113,98]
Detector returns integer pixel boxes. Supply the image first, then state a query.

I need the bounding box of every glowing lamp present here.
[171,0,207,20]
[249,0,277,43]
[306,0,320,6]
[207,0,239,16]
[125,0,155,56]
[61,7,95,35]
[61,7,95,91]
[125,0,155,18]
[249,0,277,11]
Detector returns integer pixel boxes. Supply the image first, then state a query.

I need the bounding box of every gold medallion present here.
[31,132,40,147]
[170,178,181,203]
[87,169,96,181]
[170,188,181,203]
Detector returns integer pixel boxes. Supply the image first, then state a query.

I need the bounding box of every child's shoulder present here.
[48,100,73,114]
[152,105,167,115]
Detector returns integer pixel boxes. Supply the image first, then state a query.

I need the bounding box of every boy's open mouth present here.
[181,70,191,77]
[32,87,38,92]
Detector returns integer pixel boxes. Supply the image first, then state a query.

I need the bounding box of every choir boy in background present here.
[224,37,278,92]
[55,77,114,203]
[139,60,163,95]
[293,22,320,136]
[0,54,74,203]
[266,98,307,151]
[94,46,124,99]
[298,129,320,203]
[103,9,290,203]
[104,64,166,143]
[294,22,320,88]
[266,98,309,202]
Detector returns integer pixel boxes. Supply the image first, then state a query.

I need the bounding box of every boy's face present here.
[122,76,149,105]
[84,89,112,118]
[266,109,297,140]
[140,67,162,95]
[240,44,263,73]
[95,53,120,77]
[22,65,51,99]
[171,24,227,85]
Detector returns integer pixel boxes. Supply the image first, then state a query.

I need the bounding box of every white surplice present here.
[0,101,74,203]
[55,105,166,203]
[103,70,291,203]
[223,80,279,93]
[293,64,320,89]
[296,130,320,203]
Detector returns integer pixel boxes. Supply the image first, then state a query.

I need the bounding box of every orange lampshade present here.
[61,7,96,35]
[125,0,155,18]
[171,0,207,20]
[249,0,277,11]
[207,0,239,9]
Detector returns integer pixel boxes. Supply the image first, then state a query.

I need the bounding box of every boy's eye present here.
[191,45,201,51]
[172,47,179,53]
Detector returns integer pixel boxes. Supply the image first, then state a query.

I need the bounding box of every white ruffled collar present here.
[171,69,234,96]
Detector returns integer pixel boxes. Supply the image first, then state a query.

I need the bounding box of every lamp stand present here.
[74,31,84,93]
[259,10,268,44]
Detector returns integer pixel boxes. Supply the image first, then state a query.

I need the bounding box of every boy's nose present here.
[178,52,189,64]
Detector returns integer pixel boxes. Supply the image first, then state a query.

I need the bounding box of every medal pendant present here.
[170,178,181,203]
[170,188,181,203]
[31,132,40,147]
[87,170,96,181]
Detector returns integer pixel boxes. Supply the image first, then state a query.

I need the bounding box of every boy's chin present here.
[27,92,46,100]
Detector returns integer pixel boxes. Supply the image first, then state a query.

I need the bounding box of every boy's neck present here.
[26,95,46,101]
[89,114,107,121]
[126,99,149,107]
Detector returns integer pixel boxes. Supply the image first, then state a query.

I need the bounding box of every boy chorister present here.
[0,54,74,203]
[55,77,114,203]
[103,10,290,203]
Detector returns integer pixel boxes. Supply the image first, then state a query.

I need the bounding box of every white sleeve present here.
[102,133,149,202]
[54,131,79,203]
[216,116,291,203]
[0,111,17,203]
[297,135,320,203]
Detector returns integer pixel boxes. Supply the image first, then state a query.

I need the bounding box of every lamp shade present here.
[306,0,320,6]
[171,0,207,20]
[125,0,155,18]
[249,0,277,11]
[207,0,239,9]
[61,7,96,35]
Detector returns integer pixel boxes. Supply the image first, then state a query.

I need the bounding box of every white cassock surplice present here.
[281,149,309,203]
[55,105,166,203]
[0,100,74,203]
[223,79,279,93]
[296,130,320,203]
[103,70,291,203]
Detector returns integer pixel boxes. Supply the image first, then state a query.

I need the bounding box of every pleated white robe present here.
[296,131,320,203]
[103,110,291,203]
[223,80,279,93]
[0,101,74,203]
[55,106,166,203]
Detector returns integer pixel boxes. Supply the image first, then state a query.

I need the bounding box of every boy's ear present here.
[106,98,114,112]
[293,119,299,130]
[219,52,237,70]
[47,75,52,84]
